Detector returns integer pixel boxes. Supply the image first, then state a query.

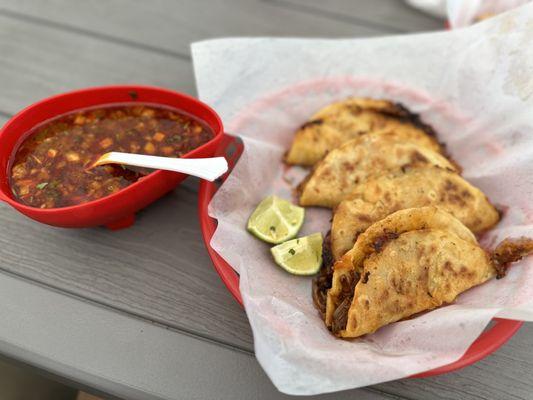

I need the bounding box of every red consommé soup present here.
[9,103,214,208]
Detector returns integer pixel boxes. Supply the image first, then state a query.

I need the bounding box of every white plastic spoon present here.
[91,152,228,182]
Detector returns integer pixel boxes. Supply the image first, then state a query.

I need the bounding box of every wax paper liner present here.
[447,0,530,28]
[191,5,533,395]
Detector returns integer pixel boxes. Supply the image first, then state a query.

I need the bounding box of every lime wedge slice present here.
[271,233,323,275]
[247,195,305,244]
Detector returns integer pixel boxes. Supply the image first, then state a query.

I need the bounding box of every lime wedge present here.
[247,195,305,244]
[271,233,323,275]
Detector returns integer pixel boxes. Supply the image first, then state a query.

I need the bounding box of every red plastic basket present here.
[198,133,523,378]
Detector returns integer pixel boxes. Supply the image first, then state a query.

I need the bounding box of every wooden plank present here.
[0,14,195,116]
[374,322,533,400]
[0,183,254,351]
[0,272,397,400]
[0,0,385,59]
[267,0,445,32]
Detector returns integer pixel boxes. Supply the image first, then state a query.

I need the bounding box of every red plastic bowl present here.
[198,134,523,379]
[0,85,224,229]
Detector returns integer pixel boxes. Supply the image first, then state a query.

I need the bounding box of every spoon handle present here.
[96,152,228,181]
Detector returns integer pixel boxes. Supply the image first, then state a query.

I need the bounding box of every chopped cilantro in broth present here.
[10,104,214,208]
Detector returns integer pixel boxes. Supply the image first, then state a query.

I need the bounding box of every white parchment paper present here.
[448,0,530,28]
[192,4,533,395]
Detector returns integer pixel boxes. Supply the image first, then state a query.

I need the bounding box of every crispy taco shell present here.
[298,136,458,208]
[285,98,441,166]
[330,167,500,260]
[324,207,493,337]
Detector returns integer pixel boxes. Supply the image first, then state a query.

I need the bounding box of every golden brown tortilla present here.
[324,207,496,338]
[298,136,458,208]
[330,167,500,260]
[339,229,494,337]
[285,98,441,166]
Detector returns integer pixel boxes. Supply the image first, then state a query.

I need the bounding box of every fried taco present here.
[298,136,458,208]
[330,167,500,260]
[318,207,532,338]
[285,98,441,166]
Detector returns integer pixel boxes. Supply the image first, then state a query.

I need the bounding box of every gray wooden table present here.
[0,1,531,399]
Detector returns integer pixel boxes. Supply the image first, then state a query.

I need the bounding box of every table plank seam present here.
[430,364,529,400]
[386,372,499,400]
[0,267,253,355]
[367,386,416,400]
[0,271,416,400]
[0,270,410,400]
[0,8,191,61]
[261,0,405,33]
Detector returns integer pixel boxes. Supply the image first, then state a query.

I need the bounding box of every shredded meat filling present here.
[492,237,533,278]
[312,231,334,317]
[330,269,359,334]
[328,229,399,334]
